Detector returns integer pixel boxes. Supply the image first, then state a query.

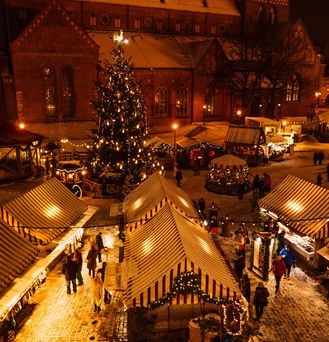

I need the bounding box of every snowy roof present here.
[89,31,212,68]
[76,0,240,16]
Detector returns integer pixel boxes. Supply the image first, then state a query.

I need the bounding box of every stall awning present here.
[317,246,329,260]
[123,203,241,307]
[0,218,38,293]
[0,178,88,245]
[258,175,329,239]
[225,126,265,145]
[210,154,247,168]
[123,172,198,225]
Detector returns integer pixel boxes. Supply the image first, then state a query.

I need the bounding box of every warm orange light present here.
[236,110,242,116]
[172,123,178,130]
[18,122,25,129]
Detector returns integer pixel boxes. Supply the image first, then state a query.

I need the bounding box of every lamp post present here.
[203,104,207,126]
[315,91,321,108]
[172,123,178,171]
[236,109,242,124]
[282,120,287,133]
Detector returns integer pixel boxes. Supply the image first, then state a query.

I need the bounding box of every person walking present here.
[253,282,269,320]
[276,230,286,254]
[193,157,200,176]
[240,274,251,303]
[86,245,98,278]
[313,152,318,166]
[175,169,183,187]
[72,249,83,286]
[280,244,296,280]
[264,173,271,193]
[45,156,50,175]
[318,150,324,165]
[234,255,245,285]
[50,156,58,177]
[92,270,104,314]
[317,173,323,187]
[234,229,245,256]
[62,254,78,294]
[198,197,206,215]
[96,232,104,263]
[98,262,111,304]
[251,187,259,212]
[273,255,286,294]
[253,174,260,189]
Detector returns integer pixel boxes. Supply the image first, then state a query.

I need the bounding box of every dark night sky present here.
[290,0,329,52]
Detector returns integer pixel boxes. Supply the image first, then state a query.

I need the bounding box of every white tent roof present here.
[259,175,329,239]
[123,172,198,224]
[266,134,287,144]
[210,154,247,168]
[123,203,241,307]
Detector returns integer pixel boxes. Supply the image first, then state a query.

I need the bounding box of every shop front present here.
[258,175,329,270]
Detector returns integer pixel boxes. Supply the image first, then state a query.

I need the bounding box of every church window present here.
[176,86,189,118]
[270,7,277,25]
[62,66,75,117]
[90,15,96,26]
[134,18,141,29]
[43,67,57,117]
[175,21,181,32]
[195,23,200,33]
[156,20,163,31]
[154,87,169,118]
[211,24,216,35]
[205,85,217,117]
[114,17,121,28]
[257,6,266,25]
[286,75,300,102]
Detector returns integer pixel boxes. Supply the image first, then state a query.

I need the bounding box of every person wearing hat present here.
[253,282,269,320]
[273,254,286,294]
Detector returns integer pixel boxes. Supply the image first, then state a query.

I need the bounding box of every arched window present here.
[62,66,74,117]
[286,75,300,102]
[156,20,162,31]
[176,86,188,118]
[134,18,141,29]
[175,20,181,32]
[269,7,277,25]
[154,87,169,118]
[43,67,57,117]
[210,24,216,35]
[257,6,266,25]
[205,85,216,117]
[114,17,121,28]
[195,23,200,33]
[90,15,96,26]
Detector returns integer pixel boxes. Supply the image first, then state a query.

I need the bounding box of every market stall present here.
[258,175,329,270]
[263,133,288,160]
[205,154,250,195]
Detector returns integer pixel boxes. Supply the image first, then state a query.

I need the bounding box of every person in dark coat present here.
[273,255,286,294]
[240,274,251,303]
[234,255,245,285]
[258,177,266,198]
[45,156,50,175]
[96,232,104,262]
[313,152,318,166]
[62,254,78,294]
[86,245,98,278]
[98,262,111,304]
[318,150,324,165]
[253,174,260,189]
[50,156,58,177]
[72,249,83,286]
[276,230,286,254]
[280,244,296,279]
[317,173,323,186]
[198,197,206,214]
[175,169,183,187]
[253,282,269,320]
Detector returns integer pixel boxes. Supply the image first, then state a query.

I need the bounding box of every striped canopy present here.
[123,203,241,307]
[0,178,88,245]
[258,175,329,239]
[123,172,198,229]
[0,218,38,292]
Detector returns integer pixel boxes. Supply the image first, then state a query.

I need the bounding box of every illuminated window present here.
[134,18,141,29]
[194,23,200,33]
[43,67,57,117]
[211,24,216,34]
[62,66,74,117]
[286,75,300,102]
[90,14,96,26]
[176,86,189,118]
[114,17,121,28]
[154,87,169,118]
[156,20,162,31]
[175,20,181,32]
[205,85,217,116]
[269,7,277,25]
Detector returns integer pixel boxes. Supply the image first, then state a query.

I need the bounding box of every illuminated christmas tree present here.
[87,41,156,184]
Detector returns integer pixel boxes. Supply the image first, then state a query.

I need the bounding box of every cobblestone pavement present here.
[9,150,329,341]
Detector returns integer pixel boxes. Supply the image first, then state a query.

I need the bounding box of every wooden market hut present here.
[0,178,88,245]
[123,202,246,334]
[258,175,329,270]
[224,126,266,166]
[0,120,44,181]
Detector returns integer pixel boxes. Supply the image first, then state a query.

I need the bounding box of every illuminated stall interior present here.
[259,175,329,270]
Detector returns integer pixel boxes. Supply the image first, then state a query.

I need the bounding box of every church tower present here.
[237,0,290,27]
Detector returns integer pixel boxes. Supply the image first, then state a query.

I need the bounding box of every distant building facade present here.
[0,0,323,141]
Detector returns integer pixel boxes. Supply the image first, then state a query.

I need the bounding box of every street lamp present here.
[282,120,287,133]
[203,105,207,126]
[315,91,321,108]
[172,123,178,170]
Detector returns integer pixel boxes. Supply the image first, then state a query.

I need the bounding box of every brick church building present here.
[0,0,323,142]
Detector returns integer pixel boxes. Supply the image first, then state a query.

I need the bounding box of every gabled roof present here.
[225,125,265,145]
[76,0,240,16]
[1,178,88,245]
[123,203,241,307]
[259,175,329,239]
[0,218,38,293]
[11,0,98,55]
[0,120,44,147]
[123,172,198,224]
[90,32,214,68]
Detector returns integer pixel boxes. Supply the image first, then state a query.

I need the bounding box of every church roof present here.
[90,31,213,68]
[76,0,240,16]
